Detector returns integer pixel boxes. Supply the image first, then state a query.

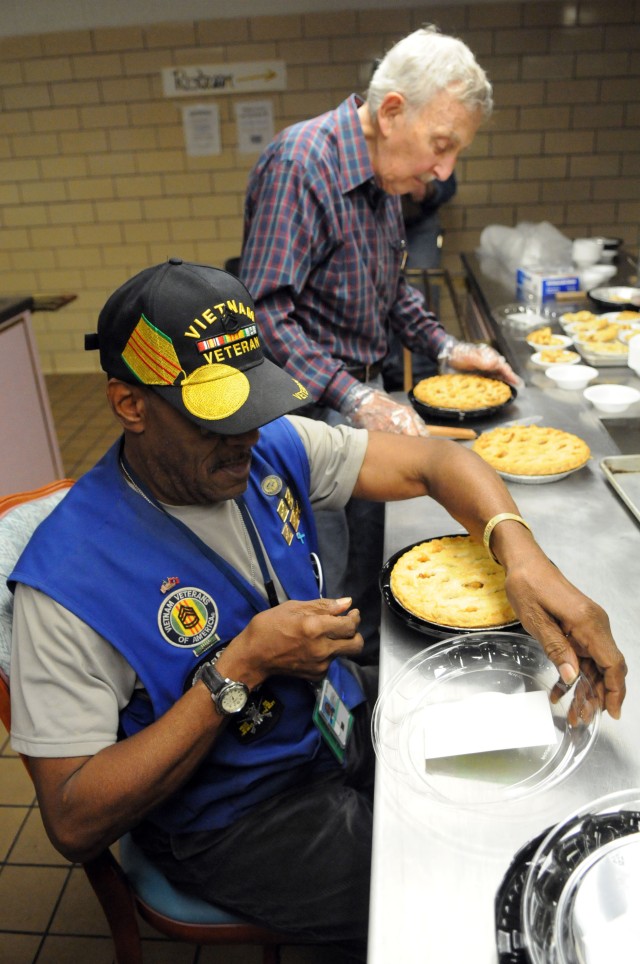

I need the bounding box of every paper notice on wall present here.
[182,104,221,156]
[235,100,274,154]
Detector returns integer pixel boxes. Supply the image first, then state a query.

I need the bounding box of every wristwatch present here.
[193,659,250,716]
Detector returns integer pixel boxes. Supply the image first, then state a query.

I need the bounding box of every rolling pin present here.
[555,290,588,301]
[423,424,477,440]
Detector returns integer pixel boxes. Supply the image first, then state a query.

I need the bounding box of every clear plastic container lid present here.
[372,632,600,808]
[522,788,640,964]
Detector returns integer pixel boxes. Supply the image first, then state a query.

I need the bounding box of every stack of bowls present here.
[593,236,623,263]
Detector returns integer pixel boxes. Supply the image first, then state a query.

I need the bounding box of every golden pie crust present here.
[413,374,512,411]
[390,535,516,628]
[472,424,590,476]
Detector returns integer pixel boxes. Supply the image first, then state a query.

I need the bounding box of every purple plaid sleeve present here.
[240,96,447,409]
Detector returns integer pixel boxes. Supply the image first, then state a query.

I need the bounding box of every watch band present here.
[194,659,249,716]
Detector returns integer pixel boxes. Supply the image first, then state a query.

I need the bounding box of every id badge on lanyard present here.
[312,676,354,763]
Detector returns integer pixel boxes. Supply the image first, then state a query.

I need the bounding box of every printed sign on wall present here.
[235,100,275,154]
[163,61,286,97]
[181,104,221,156]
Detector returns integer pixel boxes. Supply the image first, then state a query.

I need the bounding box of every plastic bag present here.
[479,222,573,274]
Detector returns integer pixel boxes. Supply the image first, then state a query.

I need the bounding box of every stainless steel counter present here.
[367,258,640,964]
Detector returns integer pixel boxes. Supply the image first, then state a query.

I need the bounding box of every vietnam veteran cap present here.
[85,258,310,434]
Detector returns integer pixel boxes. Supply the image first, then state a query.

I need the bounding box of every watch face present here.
[219,682,249,714]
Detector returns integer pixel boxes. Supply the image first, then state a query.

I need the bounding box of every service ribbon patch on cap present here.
[122,314,182,385]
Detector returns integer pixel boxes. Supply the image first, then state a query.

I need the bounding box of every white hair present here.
[367,25,493,120]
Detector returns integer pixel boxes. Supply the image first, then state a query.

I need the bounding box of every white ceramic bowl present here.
[579,264,617,289]
[583,384,640,414]
[545,364,598,390]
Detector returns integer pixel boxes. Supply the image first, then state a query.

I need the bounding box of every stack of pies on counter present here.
[389,535,516,629]
[412,373,513,411]
[471,424,591,479]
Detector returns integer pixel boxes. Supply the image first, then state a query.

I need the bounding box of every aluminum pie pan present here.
[496,460,590,485]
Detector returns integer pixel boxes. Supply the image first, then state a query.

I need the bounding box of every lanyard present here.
[234,497,279,608]
[119,452,277,612]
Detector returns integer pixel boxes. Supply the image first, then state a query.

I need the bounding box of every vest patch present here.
[229,686,283,744]
[158,586,219,649]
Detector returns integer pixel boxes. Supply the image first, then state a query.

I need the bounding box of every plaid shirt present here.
[240,95,448,408]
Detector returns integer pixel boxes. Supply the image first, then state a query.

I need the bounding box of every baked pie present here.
[390,535,516,628]
[413,373,512,411]
[472,424,590,476]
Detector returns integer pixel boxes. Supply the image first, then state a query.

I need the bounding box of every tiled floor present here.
[0,374,353,964]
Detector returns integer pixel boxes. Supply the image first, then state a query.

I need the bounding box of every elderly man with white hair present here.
[240,25,517,660]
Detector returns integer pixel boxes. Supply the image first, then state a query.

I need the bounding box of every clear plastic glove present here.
[438,335,523,389]
[340,383,430,436]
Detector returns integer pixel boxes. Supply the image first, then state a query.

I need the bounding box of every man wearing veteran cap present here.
[10,260,625,960]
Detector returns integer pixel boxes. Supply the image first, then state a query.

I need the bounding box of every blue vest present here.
[11,418,365,832]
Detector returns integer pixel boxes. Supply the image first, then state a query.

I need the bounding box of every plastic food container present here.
[522,788,640,964]
[372,632,600,809]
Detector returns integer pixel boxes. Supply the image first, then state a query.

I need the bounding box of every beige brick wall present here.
[0,2,638,373]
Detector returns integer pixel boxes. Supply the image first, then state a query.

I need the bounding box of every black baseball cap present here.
[85,258,310,434]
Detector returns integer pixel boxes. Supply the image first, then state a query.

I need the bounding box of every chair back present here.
[0,480,74,678]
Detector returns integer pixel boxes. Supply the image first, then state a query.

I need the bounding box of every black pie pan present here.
[588,285,640,311]
[409,381,517,424]
[379,534,521,640]
[495,828,549,964]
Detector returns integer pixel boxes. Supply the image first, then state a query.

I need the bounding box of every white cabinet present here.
[0,306,64,495]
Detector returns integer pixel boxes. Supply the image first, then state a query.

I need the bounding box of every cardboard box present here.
[516,266,580,301]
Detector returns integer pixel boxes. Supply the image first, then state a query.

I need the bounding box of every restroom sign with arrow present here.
[162,60,287,97]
